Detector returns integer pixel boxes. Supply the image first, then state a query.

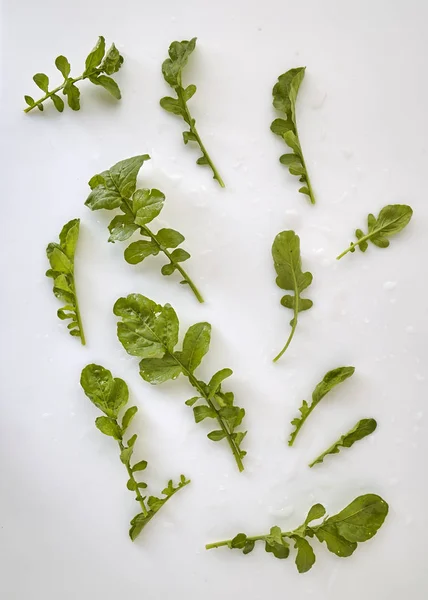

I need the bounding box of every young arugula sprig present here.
[309,418,377,468]
[272,230,313,362]
[271,67,315,204]
[337,204,413,259]
[85,155,203,303]
[46,218,86,344]
[24,36,123,113]
[160,37,225,188]
[206,494,388,573]
[289,366,355,446]
[114,294,246,472]
[80,364,190,541]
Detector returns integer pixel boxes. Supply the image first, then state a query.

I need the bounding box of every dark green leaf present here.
[156,228,185,248]
[108,214,138,242]
[161,37,197,88]
[90,74,121,99]
[64,82,80,110]
[179,322,211,373]
[183,131,197,144]
[326,494,389,543]
[314,522,357,557]
[230,533,247,549]
[170,248,190,263]
[305,503,326,525]
[51,94,64,112]
[207,430,226,441]
[124,240,159,264]
[293,537,316,573]
[271,118,292,136]
[101,44,124,75]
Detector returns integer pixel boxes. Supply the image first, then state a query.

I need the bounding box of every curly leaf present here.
[309,418,377,467]
[272,230,313,362]
[271,67,315,204]
[289,366,355,445]
[337,204,413,259]
[46,219,85,344]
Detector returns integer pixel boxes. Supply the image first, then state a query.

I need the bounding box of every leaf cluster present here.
[46,218,85,344]
[80,364,190,540]
[85,155,203,302]
[289,366,355,445]
[24,36,123,113]
[206,494,389,573]
[271,67,315,204]
[337,204,413,259]
[309,418,377,467]
[113,294,246,471]
[272,230,313,362]
[160,38,225,187]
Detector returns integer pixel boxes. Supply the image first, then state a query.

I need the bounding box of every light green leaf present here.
[207,368,233,399]
[304,503,326,526]
[59,218,80,259]
[160,96,186,116]
[230,533,247,549]
[51,94,64,112]
[293,536,316,572]
[116,321,165,359]
[120,446,133,464]
[183,84,197,100]
[46,244,73,274]
[122,406,138,430]
[193,405,216,423]
[24,95,35,106]
[207,430,226,441]
[55,55,71,79]
[33,73,49,92]
[179,322,211,373]
[153,303,179,353]
[132,460,148,472]
[84,36,106,74]
[139,355,182,384]
[108,155,150,200]
[95,416,122,439]
[133,188,165,224]
[80,364,129,419]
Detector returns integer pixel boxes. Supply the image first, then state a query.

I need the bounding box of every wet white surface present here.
[1,0,428,598]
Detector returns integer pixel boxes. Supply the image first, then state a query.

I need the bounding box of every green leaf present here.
[207,368,233,399]
[170,248,191,263]
[193,405,216,423]
[207,430,226,441]
[338,205,413,259]
[80,364,129,419]
[133,188,165,224]
[59,218,80,259]
[270,118,292,136]
[120,446,133,464]
[160,96,186,116]
[156,228,185,248]
[183,131,197,144]
[309,418,377,467]
[161,37,197,88]
[55,55,71,79]
[326,494,389,543]
[132,460,148,472]
[24,95,35,106]
[183,84,197,100]
[95,416,122,439]
[46,244,72,273]
[185,396,200,406]
[64,82,80,111]
[90,74,121,99]
[272,230,313,362]
[108,214,138,242]
[122,406,138,431]
[314,522,357,557]
[153,303,179,353]
[127,434,137,447]
[124,240,159,264]
[304,503,326,525]
[179,322,211,373]
[139,355,182,384]
[293,536,316,572]
[51,94,64,112]
[33,73,49,92]
[265,526,290,559]
[100,43,124,75]
[289,366,355,445]
[85,155,150,210]
[127,478,137,491]
[230,533,247,549]
[84,36,106,74]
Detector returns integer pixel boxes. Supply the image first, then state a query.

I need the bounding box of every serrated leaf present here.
[309,418,377,467]
[84,36,106,74]
[33,73,49,92]
[80,364,128,419]
[55,55,71,79]
[122,406,138,431]
[289,366,355,445]
[95,416,122,439]
[272,230,313,361]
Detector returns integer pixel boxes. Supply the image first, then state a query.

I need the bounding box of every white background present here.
[1,0,427,598]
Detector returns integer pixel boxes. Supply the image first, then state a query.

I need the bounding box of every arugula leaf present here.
[271,67,316,204]
[272,230,313,362]
[46,218,86,344]
[86,155,204,303]
[206,493,388,573]
[160,38,225,188]
[289,366,355,446]
[309,418,377,467]
[114,294,246,471]
[337,204,413,259]
[24,36,124,113]
[80,364,190,541]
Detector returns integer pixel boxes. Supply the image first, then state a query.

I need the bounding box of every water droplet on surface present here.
[383,281,397,291]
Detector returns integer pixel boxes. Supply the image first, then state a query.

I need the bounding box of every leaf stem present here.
[71,275,86,346]
[176,88,225,188]
[118,438,148,517]
[296,132,316,205]
[24,74,85,113]
[336,235,370,260]
[273,268,299,362]
[206,529,293,550]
